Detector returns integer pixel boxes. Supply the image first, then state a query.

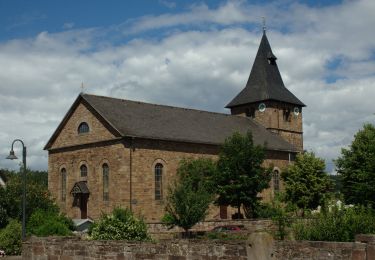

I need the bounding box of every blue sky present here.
[0,0,374,173]
[0,0,343,41]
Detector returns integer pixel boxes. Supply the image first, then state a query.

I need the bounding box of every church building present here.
[45,31,305,221]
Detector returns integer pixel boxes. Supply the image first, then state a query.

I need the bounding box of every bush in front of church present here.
[89,207,150,241]
[27,208,74,237]
[0,219,22,255]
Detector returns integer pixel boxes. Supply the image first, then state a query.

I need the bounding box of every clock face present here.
[258,103,266,112]
[293,107,300,116]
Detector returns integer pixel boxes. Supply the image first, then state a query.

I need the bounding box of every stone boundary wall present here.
[147,219,274,233]
[275,240,367,259]
[22,234,375,260]
[23,237,248,260]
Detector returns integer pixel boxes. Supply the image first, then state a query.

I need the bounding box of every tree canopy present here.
[336,123,375,207]
[282,152,331,212]
[162,158,215,233]
[0,168,55,229]
[215,131,271,218]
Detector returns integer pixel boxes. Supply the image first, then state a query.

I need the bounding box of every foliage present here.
[176,158,217,193]
[253,202,280,219]
[329,174,342,194]
[253,195,293,240]
[163,159,215,233]
[215,131,271,217]
[293,205,375,242]
[0,220,22,255]
[90,207,150,241]
[0,168,56,227]
[270,198,293,240]
[27,209,74,237]
[0,206,7,229]
[336,124,375,207]
[282,152,331,214]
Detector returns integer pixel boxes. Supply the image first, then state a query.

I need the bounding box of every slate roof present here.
[66,93,296,152]
[226,33,305,108]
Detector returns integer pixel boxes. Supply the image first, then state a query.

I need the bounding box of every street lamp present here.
[6,139,26,240]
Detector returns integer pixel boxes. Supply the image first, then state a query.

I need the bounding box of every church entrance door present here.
[71,181,90,219]
[80,194,88,219]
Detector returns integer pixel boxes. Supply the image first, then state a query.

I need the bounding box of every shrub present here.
[293,205,375,242]
[254,202,279,218]
[27,209,73,236]
[0,206,8,229]
[90,207,150,241]
[0,219,22,255]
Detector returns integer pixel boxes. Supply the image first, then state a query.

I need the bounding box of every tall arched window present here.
[155,163,163,200]
[80,165,88,177]
[273,169,280,192]
[102,164,109,201]
[61,168,67,202]
[78,122,89,134]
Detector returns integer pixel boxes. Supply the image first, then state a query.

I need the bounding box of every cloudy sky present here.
[0,0,374,173]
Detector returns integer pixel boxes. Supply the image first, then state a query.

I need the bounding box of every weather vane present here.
[262,16,266,34]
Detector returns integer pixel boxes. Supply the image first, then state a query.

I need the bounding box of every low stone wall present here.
[147,219,274,233]
[275,240,367,259]
[23,236,248,260]
[23,234,375,260]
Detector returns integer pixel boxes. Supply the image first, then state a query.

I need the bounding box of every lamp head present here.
[6,150,18,160]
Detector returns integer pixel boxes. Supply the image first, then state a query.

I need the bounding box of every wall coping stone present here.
[355,234,375,243]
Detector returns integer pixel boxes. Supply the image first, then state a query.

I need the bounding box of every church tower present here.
[226,31,305,151]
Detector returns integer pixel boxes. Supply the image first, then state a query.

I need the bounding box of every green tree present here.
[336,123,375,206]
[282,152,331,213]
[215,131,271,218]
[176,158,217,193]
[0,169,56,228]
[162,159,215,234]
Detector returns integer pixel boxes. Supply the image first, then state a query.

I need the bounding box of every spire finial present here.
[81,82,85,93]
[262,16,266,34]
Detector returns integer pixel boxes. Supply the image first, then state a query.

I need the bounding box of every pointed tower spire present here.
[262,16,266,35]
[226,32,305,108]
[225,31,305,152]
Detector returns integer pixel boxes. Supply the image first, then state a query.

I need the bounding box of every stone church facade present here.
[45,32,305,221]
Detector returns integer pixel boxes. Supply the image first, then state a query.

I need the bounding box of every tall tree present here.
[215,131,271,218]
[282,152,331,213]
[336,124,375,206]
[0,168,55,228]
[162,159,215,234]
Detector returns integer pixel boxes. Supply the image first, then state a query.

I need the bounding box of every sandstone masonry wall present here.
[50,102,115,149]
[230,101,304,151]
[23,234,375,260]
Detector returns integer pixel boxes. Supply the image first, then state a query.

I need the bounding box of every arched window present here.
[78,122,89,134]
[155,163,163,200]
[80,165,87,177]
[273,169,280,192]
[102,164,109,201]
[61,168,67,202]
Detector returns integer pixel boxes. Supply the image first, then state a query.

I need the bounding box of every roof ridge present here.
[82,93,242,119]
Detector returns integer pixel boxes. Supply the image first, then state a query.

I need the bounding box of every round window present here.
[258,103,266,112]
[293,107,300,116]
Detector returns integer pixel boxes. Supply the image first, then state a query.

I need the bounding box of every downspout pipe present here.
[129,137,134,212]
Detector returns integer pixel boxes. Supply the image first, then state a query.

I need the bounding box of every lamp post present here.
[6,139,26,240]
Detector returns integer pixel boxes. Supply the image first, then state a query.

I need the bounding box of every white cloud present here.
[0,0,375,172]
